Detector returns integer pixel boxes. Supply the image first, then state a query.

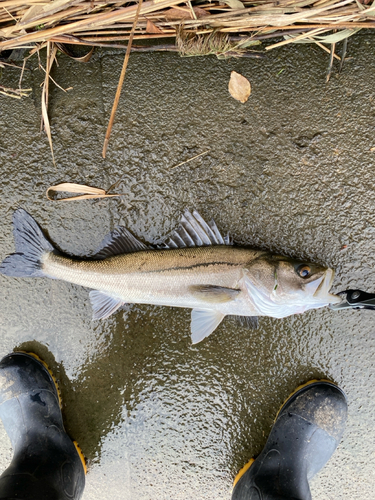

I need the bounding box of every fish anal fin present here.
[189,285,241,303]
[89,290,125,320]
[191,309,225,344]
[93,227,148,259]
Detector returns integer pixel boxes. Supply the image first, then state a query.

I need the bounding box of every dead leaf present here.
[55,43,94,62]
[228,71,251,103]
[165,7,209,19]
[20,4,44,25]
[46,182,124,201]
[146,19,164,34]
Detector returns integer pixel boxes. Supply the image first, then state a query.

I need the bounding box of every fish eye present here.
[297,265,311,278]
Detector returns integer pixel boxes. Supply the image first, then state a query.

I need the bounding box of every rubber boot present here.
[232,380,347,500]
[0,352,86,500]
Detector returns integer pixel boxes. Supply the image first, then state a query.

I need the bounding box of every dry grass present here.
[0,0,374,54]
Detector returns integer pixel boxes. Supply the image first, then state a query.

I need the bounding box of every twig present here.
[170,150,210,169]
[339,36,347,72]
[52,38,180,50]
[18,58,26,88]
[309,37,341,60]
[41,41,58,165]
[186,0,197,19]
[2,5,17,22]
[0,60,26,69]
[102,0,144,159]
[266,27,329,49]
[326,41,335,82]
[0,84,31,98]
[0,90,22,99]
[39,62,70,92]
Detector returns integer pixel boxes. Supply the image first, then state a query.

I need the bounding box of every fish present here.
[0,208,341,344]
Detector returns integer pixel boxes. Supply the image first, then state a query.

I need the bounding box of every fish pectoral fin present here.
[92,227,149,259]
[189,285,241,303]
[89,290,125,320]
[190,309,225,344]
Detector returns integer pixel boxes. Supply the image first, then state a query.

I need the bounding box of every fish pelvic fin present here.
[189,285,241,303]
[191,309,225,344]
[0,209,54,278]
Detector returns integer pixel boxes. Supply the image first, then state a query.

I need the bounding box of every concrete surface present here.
[0,33,375,499]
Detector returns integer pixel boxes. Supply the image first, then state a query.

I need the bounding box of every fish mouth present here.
[311,268,341,305]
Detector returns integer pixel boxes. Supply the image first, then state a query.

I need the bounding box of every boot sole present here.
[232,378,339,489]
[17,351,87,475]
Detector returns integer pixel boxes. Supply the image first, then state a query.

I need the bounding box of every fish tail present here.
[0,209,54,278]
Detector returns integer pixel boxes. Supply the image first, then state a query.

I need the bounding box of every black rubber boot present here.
[0,352,86,500]
[232,380,348,500]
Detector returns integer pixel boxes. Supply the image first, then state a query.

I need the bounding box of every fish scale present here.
[43,246,262,311]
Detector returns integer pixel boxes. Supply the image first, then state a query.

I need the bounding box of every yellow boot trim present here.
[19,351,62,408]
[274,378,337,421]
[233,458,255,489]
[73,441,88,475]
[233,379,337,490]
[17,352,87,475]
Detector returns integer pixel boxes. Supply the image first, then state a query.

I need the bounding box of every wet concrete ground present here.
[0,34,375,499]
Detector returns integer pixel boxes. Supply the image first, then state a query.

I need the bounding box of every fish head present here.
[244,255,342,318]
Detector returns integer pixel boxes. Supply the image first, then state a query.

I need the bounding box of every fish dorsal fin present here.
[162,210,231,249]
[190,309,225,344]
[189,285,241,303]
[89,290,125,320]
[93,227,149,259]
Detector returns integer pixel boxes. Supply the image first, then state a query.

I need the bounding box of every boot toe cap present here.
[0,353,57,405]
[280,381,348,442]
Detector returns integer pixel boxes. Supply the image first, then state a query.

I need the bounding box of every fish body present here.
[0,209,341,343]
[42,246,263,314]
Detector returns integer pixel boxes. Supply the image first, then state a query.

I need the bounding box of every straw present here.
[1,0,374,52]
[102,0,144,158]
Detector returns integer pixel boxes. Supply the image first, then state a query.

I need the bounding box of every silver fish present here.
[0,209,341,343]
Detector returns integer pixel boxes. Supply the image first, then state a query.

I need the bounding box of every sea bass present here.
[0,209,341,343]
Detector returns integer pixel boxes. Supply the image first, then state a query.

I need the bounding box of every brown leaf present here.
[55,43,94,62]
[228,71,251,103]
[146,19,164,34]
[20,5,44,25]
[46,182,124,201]
[165,7,209,19]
